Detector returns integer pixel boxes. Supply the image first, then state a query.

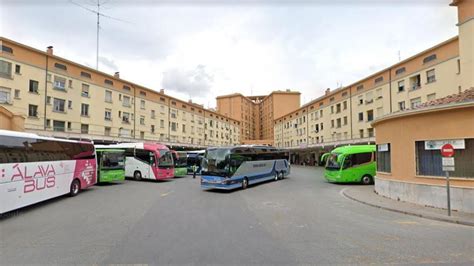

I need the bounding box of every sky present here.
[0,0,458,108]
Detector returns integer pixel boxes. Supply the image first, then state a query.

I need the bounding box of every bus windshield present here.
[101,151,125,170]
[202,148,231,176]
[326,153,342,170]
[158,150,174,168]
[174,152,187,168]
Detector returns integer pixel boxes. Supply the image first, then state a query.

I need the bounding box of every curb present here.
[341,187,474,227]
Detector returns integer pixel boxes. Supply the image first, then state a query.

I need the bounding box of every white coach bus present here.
[0,130,97,214]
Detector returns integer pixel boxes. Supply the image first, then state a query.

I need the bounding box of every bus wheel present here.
[278,172,284,180]
[242,178,248,189]
[69,179,81,197]
[361,175,373,185]
[134,171,142,181]
[274,172,279,181]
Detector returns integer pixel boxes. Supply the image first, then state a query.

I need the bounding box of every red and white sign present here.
[441,144,455,157]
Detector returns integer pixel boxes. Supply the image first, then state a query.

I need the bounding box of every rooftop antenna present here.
[398,50,401,61]
[70,0,130,70]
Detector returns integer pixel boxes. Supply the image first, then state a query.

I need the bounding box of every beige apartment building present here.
[0,38,240,147]
[275,15,472,164]
[216,90,300,145]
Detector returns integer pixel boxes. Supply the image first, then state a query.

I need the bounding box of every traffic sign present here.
[441,143,455,157]
[442,157,455,172]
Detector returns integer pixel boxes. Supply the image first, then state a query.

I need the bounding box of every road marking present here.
[160,191,173,197]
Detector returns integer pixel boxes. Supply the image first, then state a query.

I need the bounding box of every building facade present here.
[216,90,300,145]
[0,38,240,147]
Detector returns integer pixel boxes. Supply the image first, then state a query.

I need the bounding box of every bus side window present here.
[352,152,372,166]
[149,152,156,166]
[343,155,353,169]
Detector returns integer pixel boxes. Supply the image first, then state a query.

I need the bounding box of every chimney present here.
[160,89,165,94]
[188,99,193,103]
[325,88,331,95]
[46,46,53,55]
[114,72,120,78]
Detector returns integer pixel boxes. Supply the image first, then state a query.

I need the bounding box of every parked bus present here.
[187,150,205,174]
[0,130,96,214]
[324,145,376,184]
[95,148,125,183]
[99,142,174,181]
[171,150,188,177]
[201,146,290,190]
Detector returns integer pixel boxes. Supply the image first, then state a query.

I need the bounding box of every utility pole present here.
[96,0,100,70]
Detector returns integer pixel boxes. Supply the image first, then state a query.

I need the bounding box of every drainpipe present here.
[133,85,136,139]
[43,47,51,131]
[167,98,170,143]
[349,86,353,140]
[389,68,393,113]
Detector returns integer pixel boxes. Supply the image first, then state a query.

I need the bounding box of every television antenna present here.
[70,0,130,70]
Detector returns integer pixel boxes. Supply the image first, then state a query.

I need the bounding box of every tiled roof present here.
[417,87,474,109]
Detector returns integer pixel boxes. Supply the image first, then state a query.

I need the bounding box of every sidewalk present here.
[342,186,474,226]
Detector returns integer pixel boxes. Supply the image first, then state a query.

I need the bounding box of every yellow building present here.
[0,38,240,146]
[216,90,300,145]
[273,0,473,165]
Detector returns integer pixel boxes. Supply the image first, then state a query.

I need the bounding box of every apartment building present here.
[216,90,300,145]
[0,38,240,146]
[275,35,469,154]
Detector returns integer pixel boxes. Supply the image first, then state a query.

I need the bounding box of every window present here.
[374,76,383,84]
[54,63,67,71]
[342,91,348,97]
[346,152,372,167]
[171,109,177,118]
[359,129,364,138]
[122,112,130,123]
[67,122,72,130]
[81,84,90,97]
[365,91,373,103]
[53,98,65,112]
[331,120,334,128]
[160,119,164,128]
[54,76,66,90]
[67,100,72,109]
[410,97,421,109]
[343,101,347,110]
[426,69,436,83]
[81,124,89,134]
[182,124,186,133]
[123,96,131,107]
[426,94,436,102]
[140,91,146,96]
[151,110,156,119]
[395,67,406,75]
[171,122,177,131]
[15,64,21,74]
[416,139,474,178]
[409,75,421,90]
[105,90,112,103]
[28,105,38,117]
[29,80,39,93]
[398,101,406,111]
[336,103,341,113]
[1,45,13,53]
[356,84,364,91]
[46,96,51,105]
[376,88,382,99]
[358,112,364,122]
[367,110,374,122]
[123,85,131,91]
[343,116,348,125]
[398,80,405,92]
[14,89,20,99]
[105,109,112,120]
[336,118,341,128]
[368,128,374,137]
[151,125,155,133]
[0,60,12,78]
[329,97,334,102]
[377,144,391,173]
[80,71,91,79]
[104,127,111,136]
[81,103,89,116]
[104,79,114,86]
[45,119,51,128]
[358,95,363,105]
[331,106,334,114]
[140,99,145,109]
[423,54,437,64]
[457,59,461,74]
[53,120,65,132]
[140,116,145,125]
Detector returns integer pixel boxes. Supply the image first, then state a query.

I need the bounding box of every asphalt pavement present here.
[0,166,473,265]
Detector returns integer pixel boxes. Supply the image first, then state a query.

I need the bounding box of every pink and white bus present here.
[0,130,96,214]
[98,142,174,181]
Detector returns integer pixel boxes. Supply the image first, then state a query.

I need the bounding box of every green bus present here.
[318,152,331,166]
[96,149,126,183]
[324,145,376,184]
[171,150,188,177]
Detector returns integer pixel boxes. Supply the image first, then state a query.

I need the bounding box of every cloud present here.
[162,65,214,96]
[98,56,119,71]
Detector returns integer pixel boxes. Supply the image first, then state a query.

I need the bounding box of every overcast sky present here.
[1,0,458,108]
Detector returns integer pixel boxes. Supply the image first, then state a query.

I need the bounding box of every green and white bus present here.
[171,150,188,177]
[324,145,376,184]
[96,149,126,183]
